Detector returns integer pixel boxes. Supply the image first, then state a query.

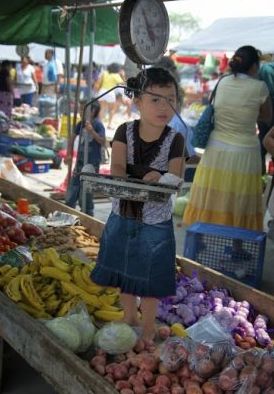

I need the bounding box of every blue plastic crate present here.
[183,222,266,287]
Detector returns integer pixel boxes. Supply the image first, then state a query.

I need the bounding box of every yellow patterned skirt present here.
[183,139,263,231]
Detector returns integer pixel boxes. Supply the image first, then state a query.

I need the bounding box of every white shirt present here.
[16,64,36,95]
[43,58,64,85]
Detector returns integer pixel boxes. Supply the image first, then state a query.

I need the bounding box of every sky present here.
[165,0,274,28]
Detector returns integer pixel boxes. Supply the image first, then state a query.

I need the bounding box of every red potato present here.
[134,339,146,353]
[239,365,256,382]
[243,351,259,367]
[129,367,138,376]
[155,375,171,388]
[89,355,107,368]
[158,363,169,375]
[167,372,179,385]
[138,354,159,372]
[189,373,205,385]
[6,226,27,244]
[231,354,245,370]
[171,385,185,394]
[133,384,147,394]
[150,385,170,394]
[185,382,202,394]
[113,365,128,381]
[96,348,106,356]
[120,389,134,394]
[177,364,191,379]
[138,370,155,386]
[261,355,274,374]
[105,363,120,374]
[194,359,216,378]
[114,354,127,363]
[239,341,251,350]
[202,381,222,394]
[21,222,43,237]
[249,387,261,394]
[244,336,257,347]
[115,380,132,391]
[255,370,273,389]
[129,374,144,386]
[218,367,238,391]
[158,326,171,340]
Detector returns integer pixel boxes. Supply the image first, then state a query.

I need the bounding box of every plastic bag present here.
[186,314,234,344]
[0,158,29,188]
[94,322,137,354]
[47,211,80,227]
[218,348,274,393]
[160,337,193,371]
[65,302,96,353]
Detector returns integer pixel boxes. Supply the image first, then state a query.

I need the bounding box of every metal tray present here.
[80,172,179,202]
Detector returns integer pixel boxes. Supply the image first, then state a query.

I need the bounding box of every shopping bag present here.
[191,103,214,148]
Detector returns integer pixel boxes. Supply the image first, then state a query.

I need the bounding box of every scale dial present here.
[119,0,170,65]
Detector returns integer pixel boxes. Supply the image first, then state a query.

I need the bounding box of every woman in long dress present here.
[183,46,272,231]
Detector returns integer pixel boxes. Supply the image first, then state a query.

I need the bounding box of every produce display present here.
[0,192,274,394]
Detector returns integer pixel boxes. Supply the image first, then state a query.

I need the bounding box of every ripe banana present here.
[45,298,61,314]
[20,275,45,311]
[99,293,118,306]
[99,303,122,312]
[72,266,99,295]
[80,265,104,294]
[0,267,19,287]
[17,302,51,319]
[0,264,12,275]
[60,281,101,308]
[94,309,124,322]
[40,266,71,282]
[39,282,57,300]
[4,275,22,302]
[56,296,81,317]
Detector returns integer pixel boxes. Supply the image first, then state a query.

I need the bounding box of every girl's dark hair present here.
[229,45,261,75]
[0,60,12,92]
[126,67,179,99]
[90,101,100,118]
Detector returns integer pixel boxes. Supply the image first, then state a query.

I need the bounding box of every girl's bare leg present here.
[140,297,159,341]
[120,293,140,326]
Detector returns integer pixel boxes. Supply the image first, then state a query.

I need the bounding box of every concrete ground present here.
[1,163,274,393]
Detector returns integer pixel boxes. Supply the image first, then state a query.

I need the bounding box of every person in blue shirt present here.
[65,101,106,216]
[169,112,200,182]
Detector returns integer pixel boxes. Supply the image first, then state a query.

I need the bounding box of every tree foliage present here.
[169,12,200,42]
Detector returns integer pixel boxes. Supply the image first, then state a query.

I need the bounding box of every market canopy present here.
[0,4,119,46]
[175,17,274,54]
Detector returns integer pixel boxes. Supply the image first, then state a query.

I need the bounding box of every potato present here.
[239,365,256,382]
[155,375,171,388]
[218,367,238,391]
[231,354,245,370]
[261,355,274,374]
[195,359,216,378]
[170,385,184,394]
[256,370,273,389]
[115,380,132,391]
[202,381,222,394]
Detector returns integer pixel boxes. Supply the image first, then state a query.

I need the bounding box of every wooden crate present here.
[0,178,274,394]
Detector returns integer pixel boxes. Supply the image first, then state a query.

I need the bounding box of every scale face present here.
[119,0,170,65]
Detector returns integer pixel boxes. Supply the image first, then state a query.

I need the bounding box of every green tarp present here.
[0,4,119,46]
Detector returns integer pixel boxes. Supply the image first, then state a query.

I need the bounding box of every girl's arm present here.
[168,156,185,178]
[111,140,127,177]
[263,126,274,156]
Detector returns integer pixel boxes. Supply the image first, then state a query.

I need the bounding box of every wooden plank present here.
[0,292,117,394]
[0,338,3,392]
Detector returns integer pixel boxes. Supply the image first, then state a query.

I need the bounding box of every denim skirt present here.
[91,212,176,298]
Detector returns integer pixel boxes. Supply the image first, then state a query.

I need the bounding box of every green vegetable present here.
[68,312,95,352]
[94,322,137,354]
[45,317,81,352]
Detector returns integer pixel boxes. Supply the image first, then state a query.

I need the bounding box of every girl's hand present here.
[143,171,161,182]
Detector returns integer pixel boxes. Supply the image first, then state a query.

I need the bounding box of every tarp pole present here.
[86,9,95,102]
[65,16,73,189]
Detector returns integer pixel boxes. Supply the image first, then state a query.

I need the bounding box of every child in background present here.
[91,68,185,341]
[65,101,106,217]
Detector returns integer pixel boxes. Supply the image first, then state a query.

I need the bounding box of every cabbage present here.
[68,312,95,352]
[45,318,81,352]
[95,322,137,354]
[173,194,190,217]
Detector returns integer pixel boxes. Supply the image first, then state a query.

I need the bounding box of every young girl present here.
[91,67,185,341]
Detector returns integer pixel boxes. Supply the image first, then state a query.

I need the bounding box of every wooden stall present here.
[0,178,274,393]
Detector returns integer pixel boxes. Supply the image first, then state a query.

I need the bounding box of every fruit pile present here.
[0,247,123,321]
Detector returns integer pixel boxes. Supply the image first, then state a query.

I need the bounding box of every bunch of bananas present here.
[0,247,123,322]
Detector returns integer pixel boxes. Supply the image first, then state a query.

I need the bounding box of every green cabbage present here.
[94,322,137,354]
[45,318,81,352]
[68,312,95,352]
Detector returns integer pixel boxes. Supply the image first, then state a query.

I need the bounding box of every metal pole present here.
[65,17,73,189]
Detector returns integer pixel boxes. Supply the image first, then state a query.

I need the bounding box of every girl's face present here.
[135,83,177,128]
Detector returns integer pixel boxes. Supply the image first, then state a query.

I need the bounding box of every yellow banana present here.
[40,266,71,282]
[45,298,61,314]
[17,302,51,319]
[99,293,118,306]
[60,281,101,308]
[20,275,45,311]
[99,303,122,312]
[94,309,124,322]
[72,266,99,294]
[21,264,31,274]
[44,248,71,272]
[56,296,80,317]
[4,275,22,302]
[39,282,57,300]
[80,265,104,294]
[0,267,19,287]
[0,264,12,275]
